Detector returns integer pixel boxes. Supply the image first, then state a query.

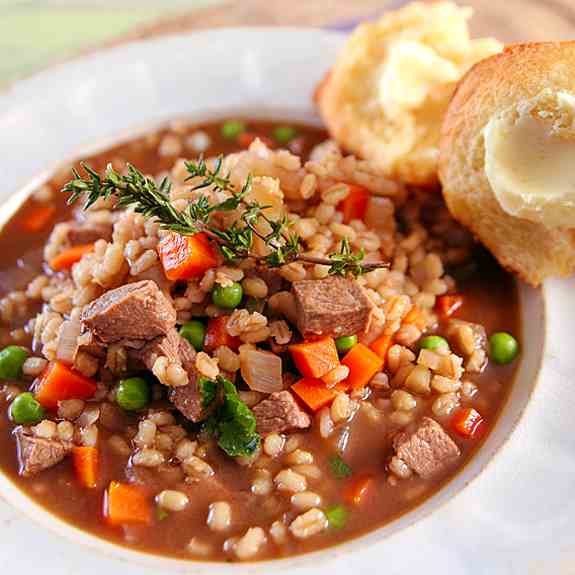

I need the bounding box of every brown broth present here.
[0,118,520,561]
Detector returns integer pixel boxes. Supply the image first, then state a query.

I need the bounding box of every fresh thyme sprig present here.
[64,162,205,236]
[61,158,387,276]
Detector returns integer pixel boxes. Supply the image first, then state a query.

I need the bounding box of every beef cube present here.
[135,328,186,369]
[169,379,205,423]
[15,428,72,477]
[133,328,197,379]
[393,417,460,479]
[67,220,113,246]
[76,330,107,359]
[82,280,176,345]
[253,391,311,434]
[292,276,373,337]
[169,334,208,422]
[177,333,197,375]
[132,329,207,423]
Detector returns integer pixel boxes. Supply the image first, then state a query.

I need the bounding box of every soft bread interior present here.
[316,1,501,186]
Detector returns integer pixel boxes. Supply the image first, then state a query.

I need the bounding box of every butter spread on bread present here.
[378,41,460,116]
[484,90,575,228]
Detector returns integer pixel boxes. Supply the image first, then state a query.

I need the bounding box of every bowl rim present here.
[0,26,546,572]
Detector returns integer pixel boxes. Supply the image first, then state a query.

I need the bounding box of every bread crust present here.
[439,42,575,286]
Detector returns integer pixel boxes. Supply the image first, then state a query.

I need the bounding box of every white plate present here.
[0,28,573,575]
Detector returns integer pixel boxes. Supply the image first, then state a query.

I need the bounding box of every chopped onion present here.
[239,348,283,394]
[56,319,81,364]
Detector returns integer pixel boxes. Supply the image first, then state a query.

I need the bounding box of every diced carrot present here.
[34,361,97,410]
[21,205,56,232]
[338,185,370,224]
[73,446,99,489]
[204,316,240,353]
[345,474,373,505]
[370,334,393,367]
[402,306,427,330]
[436,294,463,319]
[104,481,151,526]
[238,132,275,149]
[291,378,335,412]
[451,407,485,439]
[291,377,348,412]
[49,243,95,272]
[158,232,218,281]
[341,343,383,391]
[289,337,340,379]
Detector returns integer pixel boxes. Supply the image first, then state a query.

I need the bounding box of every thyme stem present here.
[61,158,388,277]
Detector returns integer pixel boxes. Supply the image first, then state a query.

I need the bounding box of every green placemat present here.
[0,1,221,88]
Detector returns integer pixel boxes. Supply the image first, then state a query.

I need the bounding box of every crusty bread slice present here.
[316,2,501,187]
[439,42,575,286]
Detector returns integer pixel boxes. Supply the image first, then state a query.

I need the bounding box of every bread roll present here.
[315,1,501,186]
[439,42,575,286]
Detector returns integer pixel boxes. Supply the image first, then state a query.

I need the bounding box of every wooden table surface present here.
[118,0,575,44]
[3,0,572,89]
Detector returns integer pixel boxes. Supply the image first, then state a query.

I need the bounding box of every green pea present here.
[325,505,348,529]
[180,320,206,352]
[335,335,358,354]
[221,120,246,141]
[489,332,519,365]
[419,335,449,352]
[116,377,150,411]
[273,125,297,145]
[0,346,29,380]
[212,282,243,310]
[10,392,44,425]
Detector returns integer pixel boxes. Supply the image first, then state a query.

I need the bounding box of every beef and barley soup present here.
[0,119,520,561]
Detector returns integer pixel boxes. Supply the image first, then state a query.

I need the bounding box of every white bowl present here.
[0,28,571,575]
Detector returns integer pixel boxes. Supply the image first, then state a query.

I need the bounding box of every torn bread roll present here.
[315,1,501,186]
[439,42,575,286]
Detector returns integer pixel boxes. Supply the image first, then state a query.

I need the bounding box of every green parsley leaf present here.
[198,376,218,408]
[218,420,260,457]
[216,377,260,457]
[201,376,261,458]
[329,455,353,480]
[325,505,348,529]
[219,376,238,396]
[203,412,219,437]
